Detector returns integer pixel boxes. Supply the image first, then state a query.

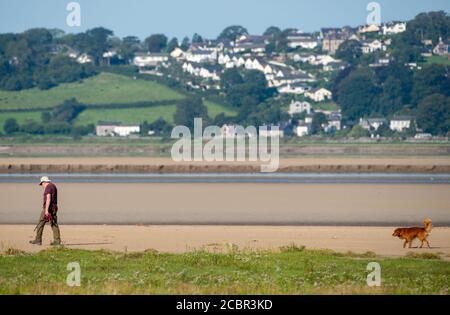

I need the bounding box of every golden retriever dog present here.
[392,218,433,248]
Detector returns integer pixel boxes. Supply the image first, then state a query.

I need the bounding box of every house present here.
[326,112,342,132]
[185,49,217,63]
[76,53,94,64]
[390,116,414,132]
[233,42,266,54]
[133,52,168,67]
[296,122,310,137]
[433,38,450,56]
[321,27,355,54]
[361,40,386,54]
[305,88,332,102]
[182,62,220,80]
[170,47,185,59]
[414,133,432,140]
[359,118,387,131]
[382,22,406,35]
[271,69,316,87]
[278,83,311,95]
[96,122,140,137]
[287,33,319,49]
[288,100,312,115]
[304,114,314,124]
[358,24,381,34]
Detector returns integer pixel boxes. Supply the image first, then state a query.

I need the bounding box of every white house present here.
[133,52,168,67]
[288,100,312,115]
[76,53,94,64]
[182,62,220,80]
[287,35,318,49]
[433,38,450,56]
[326,112,342,132]
[359,118,387,131]
[382,22,406,35]
[358,24,381,34]
[96,122,140,137]
[296,122,310,137]
[305,88,332,102]
[185,49,217,63]
[390,117,414,132]
[278,83,311,95]
[361,40,386,54]
[170,47,185,59]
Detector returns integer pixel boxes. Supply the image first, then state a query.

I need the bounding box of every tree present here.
[144,34,168,53]
[335,40,362,64]
[118,36,140,63]
[263,26,282,37]
[378,76,404,115]
[348,125,370,138]
[217,25,248,42]
[52,98,86,122]
[3,118,19,135]
[417,94,450,135]
[337,68,381,121]
[180,37,190,51]
[84,27,114,65]
[192,33,204,44]
[310,112,328,134]
[411,64,450,106]
[166,37,179,53]
[173,97,209,131]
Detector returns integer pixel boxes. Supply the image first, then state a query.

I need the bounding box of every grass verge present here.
[0,247,448,294]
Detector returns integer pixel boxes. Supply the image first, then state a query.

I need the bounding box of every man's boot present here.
[50,240,61,246]
[29,240,42,245]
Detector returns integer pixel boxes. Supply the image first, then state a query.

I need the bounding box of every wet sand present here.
[1,183,449,225]
[1,225,450,259]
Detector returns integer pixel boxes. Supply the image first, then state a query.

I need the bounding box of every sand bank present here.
[1,225,449,259]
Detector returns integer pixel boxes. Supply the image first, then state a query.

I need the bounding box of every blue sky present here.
[0,0,449,40]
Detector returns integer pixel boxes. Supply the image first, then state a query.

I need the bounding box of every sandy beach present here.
[1,225,450,259]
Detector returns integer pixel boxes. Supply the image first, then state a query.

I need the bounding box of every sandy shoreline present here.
[1,225,450,259]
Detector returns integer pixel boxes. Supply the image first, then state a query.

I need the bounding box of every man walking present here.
[30,176,61,246]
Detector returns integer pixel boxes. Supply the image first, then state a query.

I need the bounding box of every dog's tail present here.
[423,218,433,232]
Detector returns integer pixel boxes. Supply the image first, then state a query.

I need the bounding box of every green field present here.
[0,247,448,294]
[0,111,41,130]
[0,72,184,110]
[425,55,450,66]
[73,101,236,125]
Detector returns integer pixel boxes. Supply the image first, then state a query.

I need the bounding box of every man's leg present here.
[31,209,45,244]
[50,212,61,245]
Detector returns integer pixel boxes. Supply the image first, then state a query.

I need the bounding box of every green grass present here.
[425,55,450,66]
[72,101,237,125]
[0,111,42,130]
[0,72,184,110]
[0,247,448,294]
[311,101,339,111]
[73,105,177,125]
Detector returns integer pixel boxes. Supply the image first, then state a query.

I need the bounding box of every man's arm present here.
[45,194,51,215]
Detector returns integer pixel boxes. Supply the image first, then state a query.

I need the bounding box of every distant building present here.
[133,52,168,67]
[361,40,386,54]
[390,116,414,132]
[305,88,332,102]
[288,100,312,115]
[382,22,406,35]
[359,118,387,131]
[185,49,217,63]
[96,122,140,137]
[296,122,310,137]
[358,24,381,34]
[278,83,311,95]
[326,112,342,131]
[433,38,450,56]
